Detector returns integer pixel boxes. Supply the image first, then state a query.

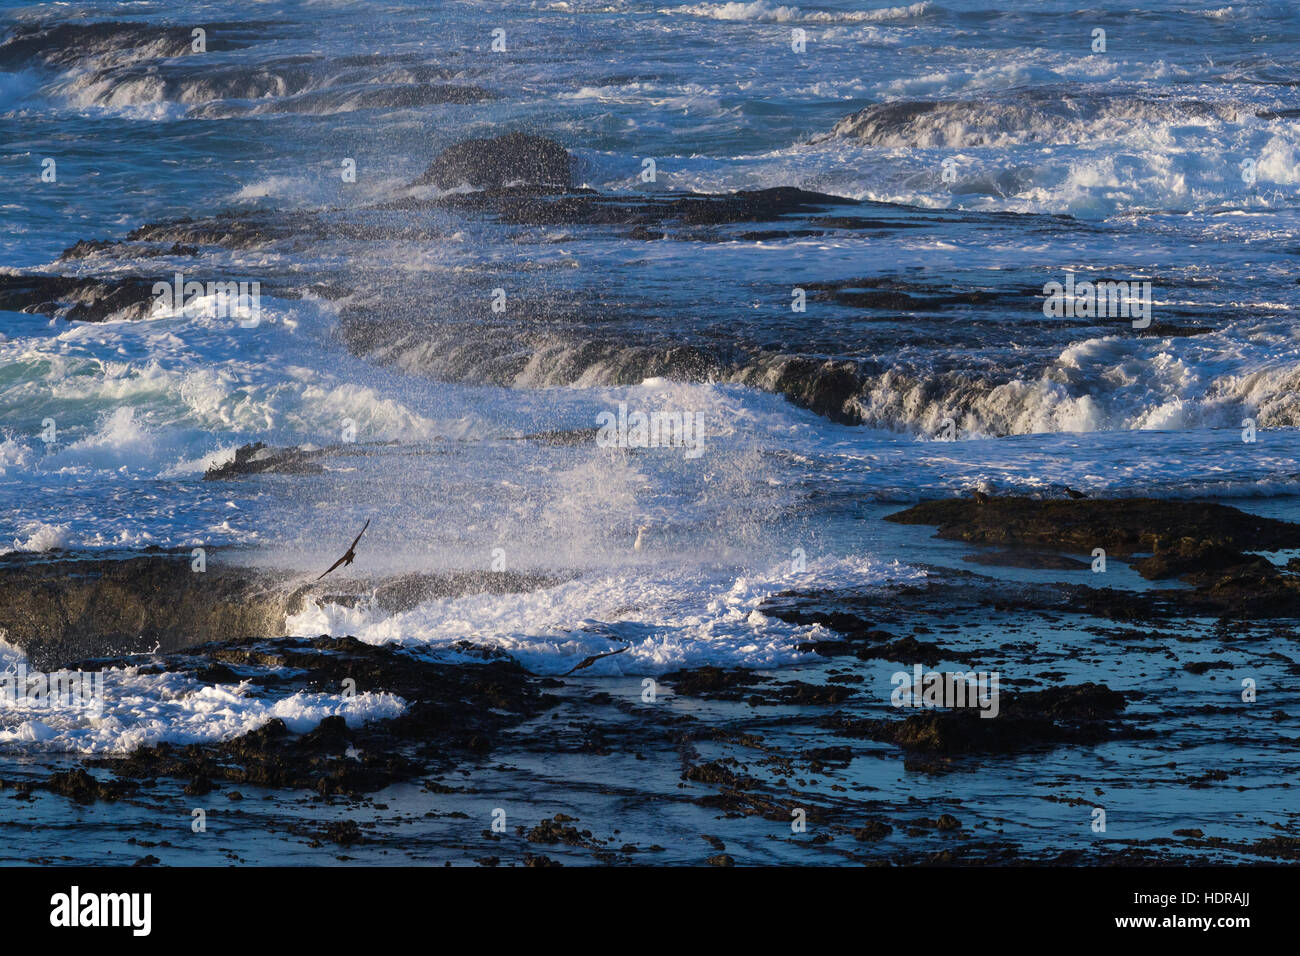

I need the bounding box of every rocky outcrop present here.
[413,132,572,190]
[886,496,1300,568]
[0,553,568,668]
[0,274,161,322]
[0,554,289,667]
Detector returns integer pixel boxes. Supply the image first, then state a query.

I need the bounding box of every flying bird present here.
[317,519,370,580]
[561,644,630,677]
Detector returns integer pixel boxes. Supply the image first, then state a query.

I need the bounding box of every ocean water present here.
[1,0,1299,771]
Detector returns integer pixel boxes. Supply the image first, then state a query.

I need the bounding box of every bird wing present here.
[317,554,348,580]
[348,518,371,553]
[561,644,630,677]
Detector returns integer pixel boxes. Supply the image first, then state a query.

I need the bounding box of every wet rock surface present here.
[3,530,1293,866]
[413,132,572,191]
[888,495,1300,618]
[0,553,289,667]
[203,441,331,478]
[10,495,1274,865]
[886,495,1300,562]
[88,635,556,796]
[0,552,570,667]
[0,273,162,322]
[821,682,1139,755]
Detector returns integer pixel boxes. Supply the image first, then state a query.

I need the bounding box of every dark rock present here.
[323,820,364,846]
[733,356,862,425]
[1132,538,1265,580]
[525,816,588,845]
[425,185,855,230]
[1248,837,1300,860]
[886,496,1300,561]
[1183,660,1233,675]
[414,133,572,191]
[763,680,856,706]
[851,821,892,841]
[60,239,200,261]
[183,776,214,796]
[962,550,1090,571]
[804,746,853,765]
[0,273,160,322]
[203,441,328,479]
[683,760,754,789]
[824,682,1134,755]
[43,768,136,804]
[94,635,556,796]
[660,665,768,699]
[0,553,289,667]
[0,21,196,70]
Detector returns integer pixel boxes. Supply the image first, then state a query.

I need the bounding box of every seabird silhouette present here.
[561,644,630,677]
[1063,486,1088,500]
[317,519,370,580]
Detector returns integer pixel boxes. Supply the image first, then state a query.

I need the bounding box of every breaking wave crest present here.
[345,313,1300,437]
[663,1,934,23]
[820,92,1250,149]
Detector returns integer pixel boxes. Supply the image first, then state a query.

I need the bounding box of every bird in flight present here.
[317,519,370,580]
[561,644,629,677]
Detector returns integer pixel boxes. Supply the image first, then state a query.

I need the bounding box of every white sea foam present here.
[825,95,1244,150]
[7,520,70,553]
[288,555,926,675]
[0,639,405,754]
[664,1,932,23]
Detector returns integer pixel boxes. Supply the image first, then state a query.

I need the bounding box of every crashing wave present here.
[341,308,1300,437]
[663,1,933,23]
[820,91,1248,149]
[0,20,261,71]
